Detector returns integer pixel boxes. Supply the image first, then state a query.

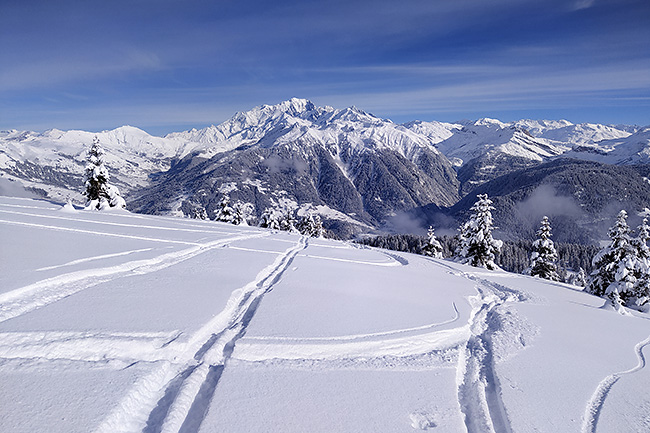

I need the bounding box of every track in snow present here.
[94,236,308,433]
[581,335,650,433]
[427,261,527,433]
[0,231,268,323]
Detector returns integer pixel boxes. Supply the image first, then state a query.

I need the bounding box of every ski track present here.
[581,335,650,433]
[233,325,468,363]
[0,330,183,365]
[36,247,156,271]
[425,260,521,433]
[93,236,308,433]
[0,219,203,246]
[244,302,460,343]
[298,253,402,267]
[0,232,269,323]
[0,208,236,235]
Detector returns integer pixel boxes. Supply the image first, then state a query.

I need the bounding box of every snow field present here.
[1,196,649,432]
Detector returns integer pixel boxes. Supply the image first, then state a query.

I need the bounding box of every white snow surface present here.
[1,196,649,432]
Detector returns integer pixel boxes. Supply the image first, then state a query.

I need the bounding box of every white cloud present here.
[572,0,596,11]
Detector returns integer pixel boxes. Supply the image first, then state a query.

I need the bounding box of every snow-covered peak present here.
[474,118,508,129]
[513,119,574,136]
[435,119,569,164]
[165,99,441,161]
[564,127,650,165]
[402,120,463,145]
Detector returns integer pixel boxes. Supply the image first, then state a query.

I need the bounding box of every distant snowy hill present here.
[0,126,193,202]
[1,98,648,239]
[1,196,648,433]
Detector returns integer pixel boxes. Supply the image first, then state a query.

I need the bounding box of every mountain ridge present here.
[1,98,648,240]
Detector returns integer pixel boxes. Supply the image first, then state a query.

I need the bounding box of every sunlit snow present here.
[0,196,648,432]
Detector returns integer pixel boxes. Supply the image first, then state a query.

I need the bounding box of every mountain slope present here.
[131,99,460,235]
[1,196,649,433]
[441,159,650,243]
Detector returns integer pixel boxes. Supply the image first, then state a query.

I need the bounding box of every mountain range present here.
[1,98,649,242]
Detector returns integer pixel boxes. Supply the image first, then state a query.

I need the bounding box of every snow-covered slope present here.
[513,119,635,146]
[1,196,648,433]
[433,119,570,166]
[563,127,650,165]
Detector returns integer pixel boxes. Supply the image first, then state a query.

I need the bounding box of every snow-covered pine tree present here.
[457,194,502,269]
[310,214,324,238]
[631,217,650,308]
[83,136,126,210]
[586,210,641,309]
[529,216,560,281]
[192,206,208,220]
[296,213,325,238]
[279,208,297,232]
[214,195,236,223]
[259,207,282,230]
[569,267,587,287]
[422,226,444,259]
[231,201,253,226]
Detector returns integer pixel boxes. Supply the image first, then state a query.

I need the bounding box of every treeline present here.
[355,233,599,275]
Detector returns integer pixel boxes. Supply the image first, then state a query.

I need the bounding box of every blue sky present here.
[1,0,649,135]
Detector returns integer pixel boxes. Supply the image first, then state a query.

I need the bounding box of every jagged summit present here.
[164,98,440,161]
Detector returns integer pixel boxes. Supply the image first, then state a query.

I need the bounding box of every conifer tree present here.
[279,208,297,232]
[586,210,640,309]
[631,217,650,308]
[569,267,587,287]
[83,136,126,210]
[422,226,444,259]
[214,195,236,223]
[296,213,326,238]
[259,207,282,230]
[192,206,208,220]
[529,216,560,281]
[310,214,325,238]
[231,201,253,226]
[457,194,502,269]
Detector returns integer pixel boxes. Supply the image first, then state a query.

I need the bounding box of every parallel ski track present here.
[94,236,308,433]
[581,335,650,433]
[427,260,521,433]
[0,231,269,323]
[0,208,237,235]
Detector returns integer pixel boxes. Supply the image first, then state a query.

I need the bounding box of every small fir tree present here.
[631,217,650,308]
[296,213,325,238]
[259,207,282,230]
[529,216,560,281]
[586,210,641,309]
[83,136,126,210]
[422,226,444,259]
[310,214,325,238]
[231,201,253,226]
[192,206,208,220]
[569,267,587,287]
[214,195,236,223]
[457,194,502,269]
[279,209,297,232]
